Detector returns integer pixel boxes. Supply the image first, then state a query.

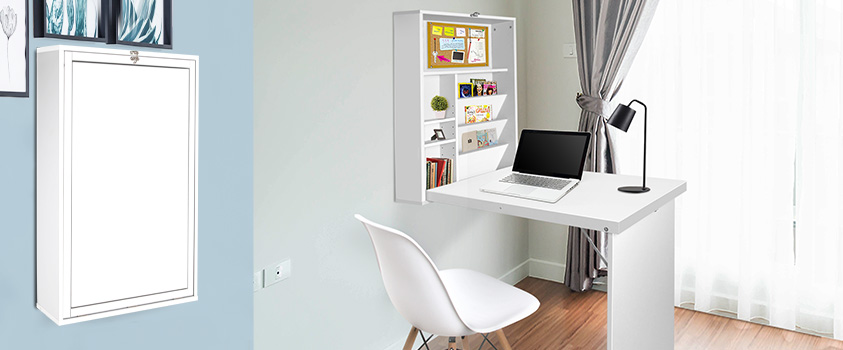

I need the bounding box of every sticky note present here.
[456,28,466,37]
[444,27,455,37]
[470,28,485,38]
[432,26,443,36]
[440,38,466,51]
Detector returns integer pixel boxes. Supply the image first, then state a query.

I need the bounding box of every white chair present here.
[355,215,540,350]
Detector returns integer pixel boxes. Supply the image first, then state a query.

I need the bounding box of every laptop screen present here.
[512,130,591,179]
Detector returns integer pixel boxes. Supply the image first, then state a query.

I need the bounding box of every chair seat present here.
[439,268,540,334]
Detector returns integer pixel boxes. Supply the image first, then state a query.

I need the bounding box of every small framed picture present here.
[451,50,464,63]
[431,128,446,141]
[34,0,109,42]
[110,0,172,48]
[459,83,473,98]
[0,0,29,97]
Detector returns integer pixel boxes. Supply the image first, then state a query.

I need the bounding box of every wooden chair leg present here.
[403,327,419,350]
[448,336,457,350]
[461,335,470,350]
[495,329,513,350]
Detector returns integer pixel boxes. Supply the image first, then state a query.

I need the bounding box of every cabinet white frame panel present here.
[37,46,199,325]
[394,11,517,204]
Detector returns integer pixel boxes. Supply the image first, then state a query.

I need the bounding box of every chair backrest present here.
[355,215,471,336]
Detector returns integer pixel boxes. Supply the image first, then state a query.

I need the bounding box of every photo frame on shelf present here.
[0,0,29,97]
[34,0,109,42]
[109,0,171,49]
[431,129,446,141]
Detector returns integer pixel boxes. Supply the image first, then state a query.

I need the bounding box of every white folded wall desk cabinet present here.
[36,46,199,325]
[394,10,518,204]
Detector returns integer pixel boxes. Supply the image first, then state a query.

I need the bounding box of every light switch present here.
[563,43,577,58]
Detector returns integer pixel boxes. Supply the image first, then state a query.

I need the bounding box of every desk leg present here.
[607,200,675,350]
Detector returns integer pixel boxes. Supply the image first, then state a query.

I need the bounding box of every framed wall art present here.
[110,0,171,48]
[34,0,109,42]
[0,0,28,97]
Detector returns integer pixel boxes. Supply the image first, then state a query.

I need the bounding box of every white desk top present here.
[426,167,686,234]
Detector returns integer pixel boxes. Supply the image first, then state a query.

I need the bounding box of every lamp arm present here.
[629,100,647,189]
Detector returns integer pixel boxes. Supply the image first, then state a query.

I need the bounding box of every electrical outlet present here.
[253,271,264,292]
[263,259,291,288]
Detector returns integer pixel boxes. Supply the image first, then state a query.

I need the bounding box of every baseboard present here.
[528,258,566,284]
[498,259,531,285]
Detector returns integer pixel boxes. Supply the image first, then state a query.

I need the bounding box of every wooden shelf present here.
[423,68,509,76]
[425,139,456,147]
[423,117,456,125]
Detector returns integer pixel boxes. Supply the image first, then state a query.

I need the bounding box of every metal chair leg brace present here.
[478,333,499,350]
[416,330,433,350]
[414,332,500,350]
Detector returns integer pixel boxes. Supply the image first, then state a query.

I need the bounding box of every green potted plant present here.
[431,95,449,119]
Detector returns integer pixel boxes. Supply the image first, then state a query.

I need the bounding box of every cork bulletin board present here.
[427,22,490,69]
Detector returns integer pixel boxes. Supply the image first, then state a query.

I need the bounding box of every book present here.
[483,81,497,95]
[470,78,486,96]
[487,128,498,146]
[465,105,491,124]
[461,131,478,152]
[459,83,473,98]
[476,130,489,148]
[425,158,453,189]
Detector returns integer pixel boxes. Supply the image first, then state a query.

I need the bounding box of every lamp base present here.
[618,186,650,193]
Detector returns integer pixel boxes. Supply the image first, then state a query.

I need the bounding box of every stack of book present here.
[426,157,454,189]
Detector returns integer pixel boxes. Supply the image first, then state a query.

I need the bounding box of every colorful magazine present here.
[465,105,491,124]
[482,81,497,95]
[476,130,489,148]
[487,128,498,146]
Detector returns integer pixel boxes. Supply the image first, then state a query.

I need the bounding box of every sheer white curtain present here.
[615,0,843,339]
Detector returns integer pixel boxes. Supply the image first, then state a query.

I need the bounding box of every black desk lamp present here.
[607,99,650,193]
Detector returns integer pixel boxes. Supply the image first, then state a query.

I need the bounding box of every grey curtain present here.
[564,0,659,292]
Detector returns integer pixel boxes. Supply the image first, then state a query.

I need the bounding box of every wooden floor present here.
[427,277,843,350]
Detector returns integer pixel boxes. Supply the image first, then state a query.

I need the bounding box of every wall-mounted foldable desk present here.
[427,167,686,350]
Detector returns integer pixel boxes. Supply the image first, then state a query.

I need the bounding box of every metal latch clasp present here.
[130,51,139,64]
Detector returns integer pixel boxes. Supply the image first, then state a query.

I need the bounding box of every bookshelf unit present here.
[394,10,518,204]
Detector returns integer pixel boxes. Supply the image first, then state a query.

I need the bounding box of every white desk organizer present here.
[36,46,199,325]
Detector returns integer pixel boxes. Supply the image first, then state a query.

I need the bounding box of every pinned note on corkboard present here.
[427,22,490,69]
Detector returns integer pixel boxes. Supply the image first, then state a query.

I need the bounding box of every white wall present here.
[253,1,529,350]
[523,0,582,278]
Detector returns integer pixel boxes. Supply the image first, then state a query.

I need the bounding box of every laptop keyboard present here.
[500,173,571,190]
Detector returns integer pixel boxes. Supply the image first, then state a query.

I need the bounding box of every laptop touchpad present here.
[506,185,537,196]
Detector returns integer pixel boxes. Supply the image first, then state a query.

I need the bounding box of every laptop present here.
[481,130,590,203]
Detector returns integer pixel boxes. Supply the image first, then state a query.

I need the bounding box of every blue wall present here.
[0,2,254,349]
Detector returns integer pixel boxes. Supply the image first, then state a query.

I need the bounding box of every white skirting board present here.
[528,258,567,284]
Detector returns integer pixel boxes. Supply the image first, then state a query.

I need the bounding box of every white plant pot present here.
[434,110,447,119]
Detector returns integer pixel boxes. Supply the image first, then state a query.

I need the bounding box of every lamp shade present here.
[608,103,636,132]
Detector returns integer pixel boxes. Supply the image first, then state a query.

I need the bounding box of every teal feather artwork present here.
[118,0,163,45]
[44,0,98,38]
[73,0,87,37]
[46,0,64,35]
